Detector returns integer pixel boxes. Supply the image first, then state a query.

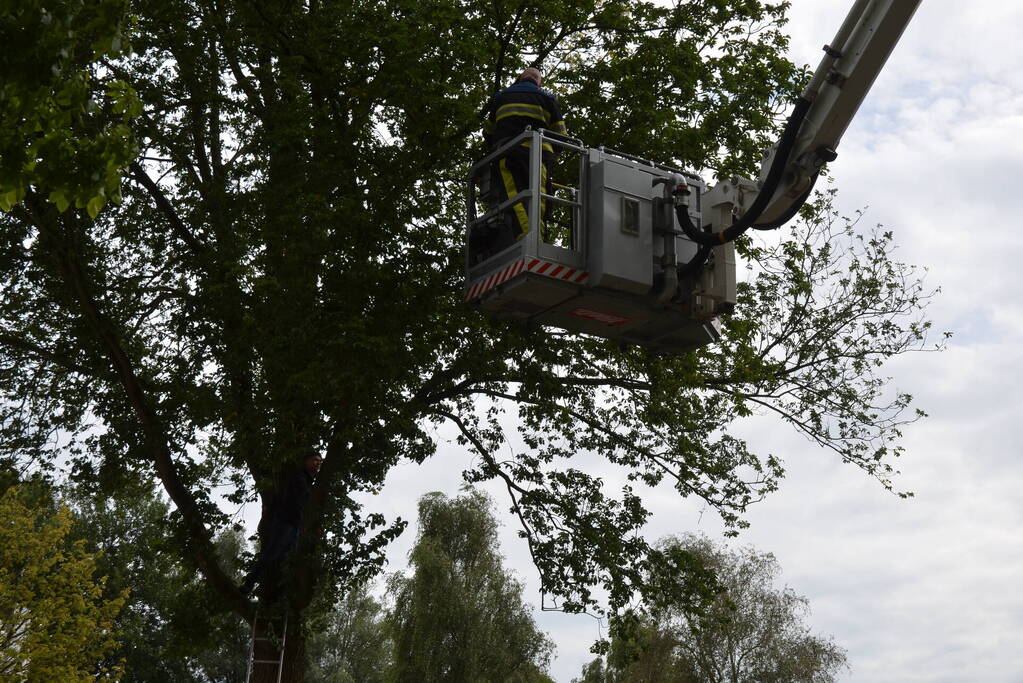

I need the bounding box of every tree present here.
[0,486,125,681]
[306,583,392,683]
[388,491,554,683]
[576,534,848,683]
[0,0,935,678]
[66,484,249,682]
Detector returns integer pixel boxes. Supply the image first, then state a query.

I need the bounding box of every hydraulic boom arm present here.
[695,0,922,239]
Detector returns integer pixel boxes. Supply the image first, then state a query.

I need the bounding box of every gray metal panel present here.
[479,274,580,316]
[620,311,718,352]
[537,242,585,269]
[478,275,721,354]
[587,161,654,295]
[467,239,525,283]
[542,289,654,338]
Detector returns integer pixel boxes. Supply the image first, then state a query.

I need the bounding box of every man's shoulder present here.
[497,82,559,103]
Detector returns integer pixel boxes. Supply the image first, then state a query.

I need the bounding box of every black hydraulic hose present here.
[672,169,818,301]
[751,170,820,230]
[677,244,712,280]
[673,204,712,282]
[675,96,813,246]
[671,168,818,292]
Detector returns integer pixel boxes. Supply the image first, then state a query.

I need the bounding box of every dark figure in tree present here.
[241,452,322,597]
[483,67,568,247]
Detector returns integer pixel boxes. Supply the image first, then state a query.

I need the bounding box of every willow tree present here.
[388,491,554,682]
[0,0,933,678]
[576,534,848,682]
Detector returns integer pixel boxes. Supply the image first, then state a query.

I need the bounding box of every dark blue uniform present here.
[241,469,315,596]
[485,80,568,236]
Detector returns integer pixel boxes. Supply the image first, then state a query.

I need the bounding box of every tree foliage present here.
[0,0,140,216]
[576,534,848,683]
[388,491,554,682]
[67,484,249,682]
[306,583,393,683]
[0,486,125,681]
[0,0,935,677]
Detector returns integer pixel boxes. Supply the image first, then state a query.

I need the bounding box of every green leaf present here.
[86,194,105,219]
[0,189,17,212]
[49,188,70,212]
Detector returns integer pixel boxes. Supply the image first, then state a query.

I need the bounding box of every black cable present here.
[674,96,813,246]
[673,172,817,278]
[678,243,712,279]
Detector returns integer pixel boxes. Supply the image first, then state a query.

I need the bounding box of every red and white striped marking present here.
[465,258,588,301]
[569,307,630,326]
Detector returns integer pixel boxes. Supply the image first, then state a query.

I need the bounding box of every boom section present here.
[754,0,922,224]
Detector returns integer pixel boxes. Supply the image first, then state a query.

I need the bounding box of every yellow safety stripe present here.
[499,158,530,235]
[551,119,567,134]
[520,140,555,153]
[495,103,550,124]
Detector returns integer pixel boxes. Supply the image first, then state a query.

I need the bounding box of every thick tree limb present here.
[21,198,251,620]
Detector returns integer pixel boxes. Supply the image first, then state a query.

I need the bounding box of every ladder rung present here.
[252,659,284,664]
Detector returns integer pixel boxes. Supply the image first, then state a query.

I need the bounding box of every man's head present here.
[303,452,323,476]
[518,67,542,87]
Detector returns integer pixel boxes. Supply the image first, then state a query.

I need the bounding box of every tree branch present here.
[0,331,95,377]
[430,407,544,577]
[20,197,251,620]
[129,162,206,254]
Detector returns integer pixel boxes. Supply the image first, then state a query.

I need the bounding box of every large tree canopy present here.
[0,0,933,677]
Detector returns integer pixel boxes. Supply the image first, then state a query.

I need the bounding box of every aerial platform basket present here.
[465,129,736,354]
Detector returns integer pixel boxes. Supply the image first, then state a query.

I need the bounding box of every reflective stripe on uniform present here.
[495,103,550,124]
[551,119,567,134]
[499,158,530,235]
[520,140,555,153]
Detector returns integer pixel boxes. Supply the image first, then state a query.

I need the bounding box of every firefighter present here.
[240,452,322,597]
[484,67,568,242]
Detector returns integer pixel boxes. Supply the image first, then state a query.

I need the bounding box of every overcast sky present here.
[364,2,1023,681]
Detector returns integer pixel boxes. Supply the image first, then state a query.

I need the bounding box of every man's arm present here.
[482,93,498,144]
[547,94,567,136]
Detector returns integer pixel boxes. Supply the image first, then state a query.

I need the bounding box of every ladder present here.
[245,611,288,683]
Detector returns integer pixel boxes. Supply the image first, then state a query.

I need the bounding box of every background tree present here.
[575,534,848,683]
[387,491,555,683]
[67,483,249,682]
[0,485,125,681]
[306,582,392,683]
[0,0,935,678]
